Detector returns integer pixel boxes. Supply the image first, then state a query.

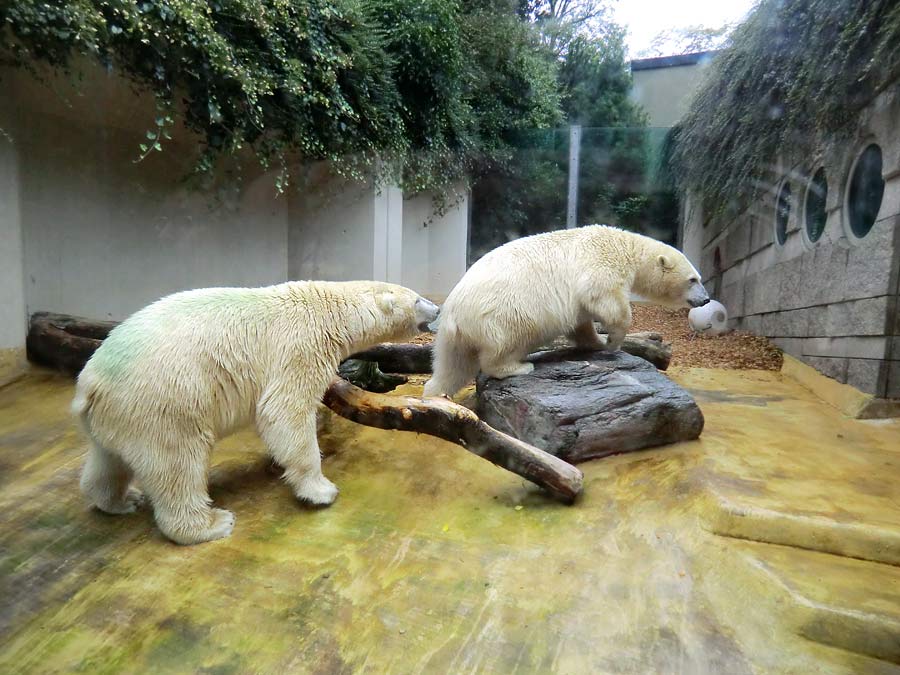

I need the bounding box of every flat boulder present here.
[476,349,704,463]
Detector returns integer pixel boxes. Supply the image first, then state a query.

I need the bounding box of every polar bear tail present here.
[423,320,479,398]
[71,368,99,436]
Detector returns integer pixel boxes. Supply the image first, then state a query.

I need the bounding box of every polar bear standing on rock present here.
[423,225,709,398]
[73,281,439,545]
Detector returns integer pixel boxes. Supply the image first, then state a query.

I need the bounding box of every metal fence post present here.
[566,124,581,229]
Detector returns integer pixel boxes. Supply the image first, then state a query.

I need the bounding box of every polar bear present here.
[423,225,708,397]
[73,281,439,545]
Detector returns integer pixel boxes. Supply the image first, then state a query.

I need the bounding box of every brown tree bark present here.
[323,377,583,502]
[350,333,672,372]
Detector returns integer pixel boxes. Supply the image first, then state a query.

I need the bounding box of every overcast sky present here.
[613,0,759,58]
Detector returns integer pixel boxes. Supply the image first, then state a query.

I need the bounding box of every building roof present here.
[630,50,720,72]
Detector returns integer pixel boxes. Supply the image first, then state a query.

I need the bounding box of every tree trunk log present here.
[323,377,583,503]
[350,333,671,373]
[27,313,108,375]
[348,343,434,373]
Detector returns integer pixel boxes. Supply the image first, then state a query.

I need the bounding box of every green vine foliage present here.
[0,0,561,202]
[671,0,900,220]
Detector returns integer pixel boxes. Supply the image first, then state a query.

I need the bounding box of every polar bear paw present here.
[296,475,339,506]
[206,508,237,540]
[163,508,236,545]
[96,487,145,515]
[484,361,535,379]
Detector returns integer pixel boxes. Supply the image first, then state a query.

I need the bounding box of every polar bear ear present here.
[657,254,675,271]
[377,292,396,313]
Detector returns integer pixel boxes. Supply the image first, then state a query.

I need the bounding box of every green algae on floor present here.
[0,367,899,674]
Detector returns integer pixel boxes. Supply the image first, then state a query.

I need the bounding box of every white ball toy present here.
[688,300,729,336]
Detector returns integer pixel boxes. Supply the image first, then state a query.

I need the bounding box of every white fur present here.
[74,281,438,545]
[423,225,708,397]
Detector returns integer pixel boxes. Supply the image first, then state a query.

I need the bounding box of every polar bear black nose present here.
[415,297,440,332]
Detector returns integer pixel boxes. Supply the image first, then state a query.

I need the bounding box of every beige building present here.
[629,51,718,128]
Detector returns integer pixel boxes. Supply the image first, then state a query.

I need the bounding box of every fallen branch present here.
[323,377,584,503]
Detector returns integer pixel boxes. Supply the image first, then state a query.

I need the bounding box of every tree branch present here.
[323,377,584,503]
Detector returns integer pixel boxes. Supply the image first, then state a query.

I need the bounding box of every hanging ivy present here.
[0,0,561,202]
[670,0,900,220]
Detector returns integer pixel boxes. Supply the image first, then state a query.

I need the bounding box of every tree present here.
[517,0,616,55]
[671,0,900,219]
[638,23,735,58]
[468,7,682,260]
[0,0,561,200]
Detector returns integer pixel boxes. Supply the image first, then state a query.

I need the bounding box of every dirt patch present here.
[412,305,782,371]
[631,305,782,371]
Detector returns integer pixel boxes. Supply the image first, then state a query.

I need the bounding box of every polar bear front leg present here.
[589,292,631,352]
[570,320,604,349]
[257,401,338,507]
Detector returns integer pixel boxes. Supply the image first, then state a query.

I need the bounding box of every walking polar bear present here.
[74,281,439,545]
[423,225,709,398]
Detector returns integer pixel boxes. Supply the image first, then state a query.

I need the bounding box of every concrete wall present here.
[630,53,716,128]
[290,176,469,300]
[683,88,900,399]
[402,190,468,301]
[0,109,27,385]
[2,61,469,370]
[288,170,376,282]
[4,64,289,323]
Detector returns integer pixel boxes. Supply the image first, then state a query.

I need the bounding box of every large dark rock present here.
[476,349,704,463]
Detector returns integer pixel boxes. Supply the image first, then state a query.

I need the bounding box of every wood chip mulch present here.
[630,305,783,371]
[410,305,783,371]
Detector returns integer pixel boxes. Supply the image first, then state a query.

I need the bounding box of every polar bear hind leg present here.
[478,344,534,380]
[136,436,235,545]
[80,441,143,515]
[423,328,480,397]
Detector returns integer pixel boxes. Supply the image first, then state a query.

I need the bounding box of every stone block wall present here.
[683,87,900,399]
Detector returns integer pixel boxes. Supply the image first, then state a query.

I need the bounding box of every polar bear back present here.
[72,280,421,450]
[442,226,648,346]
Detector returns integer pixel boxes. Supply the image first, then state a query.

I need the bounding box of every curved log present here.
[323,378,584,503]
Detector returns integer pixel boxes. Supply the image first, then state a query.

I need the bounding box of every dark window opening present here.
[805,168,827,243]
[775,181,791,246]
[847,144,884,239]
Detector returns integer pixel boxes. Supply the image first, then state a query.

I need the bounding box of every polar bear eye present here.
[688,277,699,284]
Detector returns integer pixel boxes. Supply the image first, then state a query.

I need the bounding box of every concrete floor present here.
[1,367,899,674]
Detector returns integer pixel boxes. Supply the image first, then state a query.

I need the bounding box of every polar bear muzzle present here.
[687,280,711,308]
[415,297,440,332]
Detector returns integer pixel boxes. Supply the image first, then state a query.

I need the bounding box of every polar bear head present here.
[359,281,440,343]
[635,244,710,310]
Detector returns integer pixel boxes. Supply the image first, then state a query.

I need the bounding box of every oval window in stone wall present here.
[845,143,884,240]
[775,181,791,246]
[804,168,827,244]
